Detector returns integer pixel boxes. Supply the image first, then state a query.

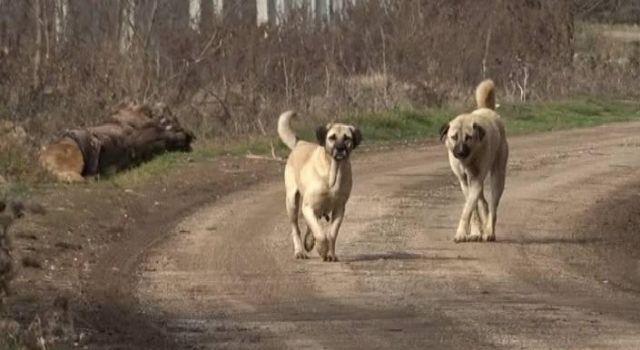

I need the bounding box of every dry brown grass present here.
[0,1,574,138]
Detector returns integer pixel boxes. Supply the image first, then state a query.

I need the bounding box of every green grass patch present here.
[503,97,640,134]
[345,108,452,141]
[85,97,640,188]
[345,97,640,140]
[106,135,292,187]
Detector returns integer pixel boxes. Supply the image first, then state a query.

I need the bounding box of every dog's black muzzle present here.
[453,143,470,160]
[332,143,349,160]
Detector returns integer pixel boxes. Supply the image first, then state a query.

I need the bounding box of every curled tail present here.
[277,110,298,150]
[475,79,496,110]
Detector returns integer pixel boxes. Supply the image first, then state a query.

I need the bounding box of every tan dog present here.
[439,80,509,243]
[278,111,362,261]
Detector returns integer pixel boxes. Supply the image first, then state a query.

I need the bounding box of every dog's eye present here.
[451,134,458,141]
[328,135,337,141]
[465,134,472,142]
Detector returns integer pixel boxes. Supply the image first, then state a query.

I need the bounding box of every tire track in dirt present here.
[133,122,640,349]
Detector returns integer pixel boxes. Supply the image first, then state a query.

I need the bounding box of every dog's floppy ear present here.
[439,123,450,143]
[316,125,329,146]
[351,126,362,149]
[473,123,486,141]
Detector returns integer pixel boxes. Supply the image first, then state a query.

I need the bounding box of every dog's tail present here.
[475,79,496,110]
[277,110,298,150]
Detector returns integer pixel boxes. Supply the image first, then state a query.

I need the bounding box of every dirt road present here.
[126,123,640,349]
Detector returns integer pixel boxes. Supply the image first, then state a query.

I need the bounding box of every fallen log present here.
[40,102,194,182]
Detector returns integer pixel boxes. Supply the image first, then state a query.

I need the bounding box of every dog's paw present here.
[316,239,329,258]
[482,233,496,242]
[323,254,339,262]
[454,230,468,243]
[294,251,309,259]
[453,236,466,243]
[467,234,482,242]
[470,222,484,238]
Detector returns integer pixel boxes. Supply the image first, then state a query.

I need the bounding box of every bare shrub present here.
[3,1,638,180]
[0,121,46,183]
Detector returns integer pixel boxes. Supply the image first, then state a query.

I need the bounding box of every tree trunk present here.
[120,0,135,53]
[33,0,42,88]
[43,0,50,61]
[0,0,6,52]
[257,0,270,25]
[64,103,194,177]
[212,0,223,17]
[54,0,68,44]
[189,0,201,31]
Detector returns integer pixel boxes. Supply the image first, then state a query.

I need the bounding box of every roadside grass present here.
[503,97,640,134]
[108,97,640,187]
[106,136,292,187]
[350,97,640,140]
[3,97,639,188]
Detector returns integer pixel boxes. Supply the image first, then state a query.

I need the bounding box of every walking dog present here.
[278,111,362,261]
[439,80,509,243]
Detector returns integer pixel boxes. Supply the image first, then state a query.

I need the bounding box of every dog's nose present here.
[453,144,470,159]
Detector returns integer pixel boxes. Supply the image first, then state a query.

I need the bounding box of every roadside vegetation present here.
[2,96,638,188]
[108,97,640,187]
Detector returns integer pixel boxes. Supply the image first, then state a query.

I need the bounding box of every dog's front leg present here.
[301,205,329,260]
[469,190,490,241]
[326,205,345,262]
[286,192,307,259]
[455,179,482,243]
[456,173,480,241]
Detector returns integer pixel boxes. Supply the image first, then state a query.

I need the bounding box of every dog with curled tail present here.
[439,79,509,243]
[278,111,362,261]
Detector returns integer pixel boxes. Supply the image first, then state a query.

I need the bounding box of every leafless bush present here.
[0,121,46,183]
[1,0,634,164]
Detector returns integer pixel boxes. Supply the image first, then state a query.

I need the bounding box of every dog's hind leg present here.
[469,211,483,242]
[455,173,482,242]
[326,205,345,262]
[287,191,307,259]
[303,226,315,252]
[301,204,329,261]
[470,190,489,241]
[485,155,507,242]
[455,178,483,243]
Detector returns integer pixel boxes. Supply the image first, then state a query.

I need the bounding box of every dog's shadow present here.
[496,236,607,245]
[346,251,475,262]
